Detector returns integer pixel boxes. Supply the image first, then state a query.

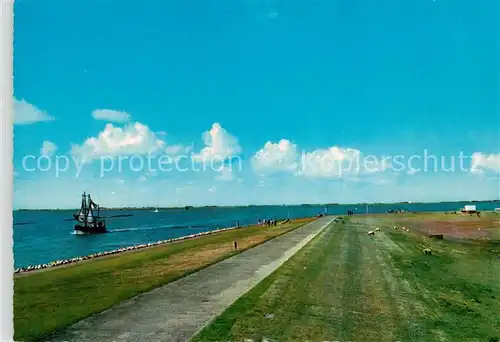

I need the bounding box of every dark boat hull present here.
[74,222,107,234]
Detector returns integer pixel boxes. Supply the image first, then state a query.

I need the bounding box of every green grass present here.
[14,217,314,342]
[387,230,500,341]
[192,214,500,342]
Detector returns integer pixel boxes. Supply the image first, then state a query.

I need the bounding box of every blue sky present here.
[13,0,499,209]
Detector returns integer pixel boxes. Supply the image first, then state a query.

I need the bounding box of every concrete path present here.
[48,216,335,342]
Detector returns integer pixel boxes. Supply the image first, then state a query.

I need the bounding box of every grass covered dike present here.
[192,212,500,341]
[14,217,315,341]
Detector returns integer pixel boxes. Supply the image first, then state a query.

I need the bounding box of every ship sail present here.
[86,194,95,223]
[86,209,94,222]
[73,192,88,223]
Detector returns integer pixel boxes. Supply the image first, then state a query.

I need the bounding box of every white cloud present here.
[165,144,193,155]
[297,146,362,178]
[146,170,158,177]
[363,155,391,173]
[192,123,241,163]
[252,139,299,174]
[70,122,166,162]
[40,141,57,156]
[208,186,217,193]
[297,146,390,179]
[14,98,55,125]
[92,109,131,123]
[216,165,235,181]
[470,152,500,174]
[138,176,147,182]
[251,141,388,181]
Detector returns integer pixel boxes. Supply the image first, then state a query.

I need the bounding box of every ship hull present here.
[74,223,107,234]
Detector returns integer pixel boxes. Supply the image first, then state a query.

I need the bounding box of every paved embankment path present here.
[48,216,335,342]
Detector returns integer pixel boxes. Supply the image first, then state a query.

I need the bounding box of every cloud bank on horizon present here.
[12,0,499,208]
[13,100,500,209]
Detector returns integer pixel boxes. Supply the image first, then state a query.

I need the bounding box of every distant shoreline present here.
[13,199,500,211]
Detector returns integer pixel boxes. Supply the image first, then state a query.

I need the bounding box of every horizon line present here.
[13,199,500,211]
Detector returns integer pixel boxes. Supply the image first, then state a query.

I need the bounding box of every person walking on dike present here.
[234,241,238,250]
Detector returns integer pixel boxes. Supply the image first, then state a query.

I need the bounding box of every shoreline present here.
[14,216,318,341]
[14,209,499,275]
[13,217,308,276]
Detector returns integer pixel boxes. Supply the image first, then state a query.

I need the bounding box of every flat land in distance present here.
[193,212,500,342]
[14,217,315,342]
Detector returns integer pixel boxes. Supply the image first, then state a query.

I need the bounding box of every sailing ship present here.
[73,192,107,234]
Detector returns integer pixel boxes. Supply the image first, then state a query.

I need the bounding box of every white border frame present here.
[0,0,13,340]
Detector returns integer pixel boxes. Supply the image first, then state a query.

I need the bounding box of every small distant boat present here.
[153,208,159,213]
[73,192,107,234]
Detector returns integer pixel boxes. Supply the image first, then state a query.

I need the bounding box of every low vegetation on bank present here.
[193,212,500,341]
[14,217,314,341]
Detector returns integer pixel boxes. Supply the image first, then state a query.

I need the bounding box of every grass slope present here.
[14,218,314,341]
[192,214,500,342]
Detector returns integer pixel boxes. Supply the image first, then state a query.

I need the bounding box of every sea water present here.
[13,201,499,268]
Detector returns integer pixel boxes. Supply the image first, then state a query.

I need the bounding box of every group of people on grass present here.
[258,218,278,226]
